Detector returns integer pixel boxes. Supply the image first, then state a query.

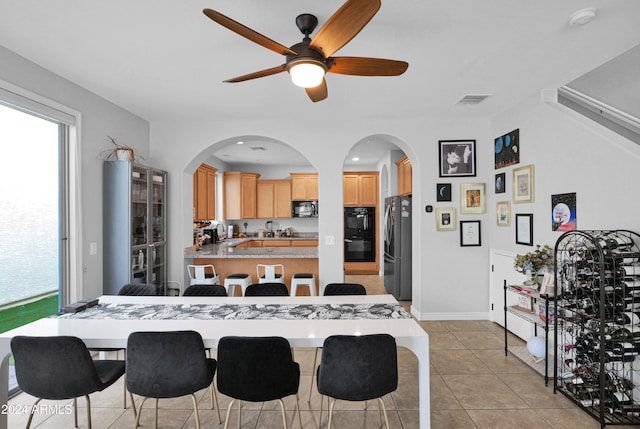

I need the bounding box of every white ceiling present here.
[1,1,640,166]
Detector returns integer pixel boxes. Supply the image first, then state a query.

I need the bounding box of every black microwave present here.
[292,201,318,217]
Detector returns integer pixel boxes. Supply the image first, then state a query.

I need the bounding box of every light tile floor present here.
[7,275,635,428]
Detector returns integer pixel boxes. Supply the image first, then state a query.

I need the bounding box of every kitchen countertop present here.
[185,234,319,259]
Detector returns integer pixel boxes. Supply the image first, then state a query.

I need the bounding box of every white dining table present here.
[0,294,430,429]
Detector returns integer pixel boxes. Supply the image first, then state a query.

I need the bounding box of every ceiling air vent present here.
[249,146,267,151]
[456,94,490,105]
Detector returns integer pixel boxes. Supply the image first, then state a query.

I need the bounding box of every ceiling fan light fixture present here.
[288,61,326,88]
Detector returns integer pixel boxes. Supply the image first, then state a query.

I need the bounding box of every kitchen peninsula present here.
[184,236,319,295]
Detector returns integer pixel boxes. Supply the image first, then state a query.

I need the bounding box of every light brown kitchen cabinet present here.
[290,240,318,247]
[223,172,260,219]
[257,180,292,219]
[290,173,318,201]
[343,172,379,206]
[193,164,217,221]
[396,156,412,196]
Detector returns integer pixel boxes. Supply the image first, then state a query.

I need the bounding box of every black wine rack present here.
[554,230,640,428]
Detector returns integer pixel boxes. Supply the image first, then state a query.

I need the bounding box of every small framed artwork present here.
[515,213,534,246]
[551,192,577,232]
[460,183,486,214]
[439,139,476,177]
[436,183,452,202]
[436,207,456,231]
[513,164,535,203]
[496,201,511,227]
[495,172,506,194]
[494,129,520,169]
[460,220,481,247]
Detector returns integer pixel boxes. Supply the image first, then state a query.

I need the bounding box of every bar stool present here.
[223,273,252,296]
[290,273,316,296]
[187,264,220,286]
[257,264,285,284]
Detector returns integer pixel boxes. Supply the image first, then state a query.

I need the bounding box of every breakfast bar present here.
[185,236,319,295]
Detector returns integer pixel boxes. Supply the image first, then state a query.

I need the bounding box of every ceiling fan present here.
[203,0,408,102]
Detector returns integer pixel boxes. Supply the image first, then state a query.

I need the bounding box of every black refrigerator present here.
[383,196,412,300]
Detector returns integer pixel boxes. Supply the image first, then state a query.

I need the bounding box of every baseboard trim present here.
[410,309,490,321]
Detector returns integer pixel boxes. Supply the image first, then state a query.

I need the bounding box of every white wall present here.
[489,90,640,255]
[150,116,491,319]
[0,46,150,299]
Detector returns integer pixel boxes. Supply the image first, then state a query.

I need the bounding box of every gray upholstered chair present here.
[118,283,157,296]
[10,335,126,429]
[126,330,220,429]
[183,284,227,296]
[316,334,398,429]
[307,282,367,402]
[244,282,289,296]
[217,336,301,429]
[323,282,366,295]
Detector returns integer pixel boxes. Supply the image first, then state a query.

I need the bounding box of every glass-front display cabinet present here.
[104,161,167,295]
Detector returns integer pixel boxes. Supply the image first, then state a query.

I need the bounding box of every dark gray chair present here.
[118,283,157,296]
[244,282,289,296]
[307,282,367,402]
[126,330,220,429]
[217,336,301,429]
[183,284,227,296]
[323,283,366,296]
[10,335,126,429]
[317,334,398,429]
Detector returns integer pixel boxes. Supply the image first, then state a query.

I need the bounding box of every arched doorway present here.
[342,135,415,301]
[184,135,320,293]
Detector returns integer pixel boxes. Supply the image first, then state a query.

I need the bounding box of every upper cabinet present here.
[344,172,379,206]
[257,179,292,219]
[193,163,217,221]
[223,172,260,219]
[396,156,412,196]
[290,173,318,201]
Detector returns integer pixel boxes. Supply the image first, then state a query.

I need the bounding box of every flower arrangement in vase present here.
[514,244,554,286]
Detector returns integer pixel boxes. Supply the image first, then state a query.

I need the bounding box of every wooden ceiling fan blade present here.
[328,56,408,76]
[305,79,328,102]
[309,0,380,58]
[224,65,287,83]
[203,9,297,56]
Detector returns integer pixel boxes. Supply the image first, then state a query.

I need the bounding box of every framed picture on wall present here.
[435,207,456,231]
[460,220,481,246]
[516,213,534,246]
[436,183,452,202]
[513,164,535,203]
[460,183,486,214]
[496,201,511,227]
[494,129,520,169]
[439,140,476,177]
[495,172,506,194]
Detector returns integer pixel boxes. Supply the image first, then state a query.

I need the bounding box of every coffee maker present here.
[203,228,218,244]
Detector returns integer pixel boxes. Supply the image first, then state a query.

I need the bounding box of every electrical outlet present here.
[325,235,335,246]
[89,242,97,255]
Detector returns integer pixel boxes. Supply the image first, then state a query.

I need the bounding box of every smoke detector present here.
[569,8,596,26]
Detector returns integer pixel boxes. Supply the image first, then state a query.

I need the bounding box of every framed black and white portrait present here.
[439,140,476,177]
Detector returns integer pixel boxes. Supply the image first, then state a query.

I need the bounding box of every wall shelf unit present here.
[504,280,553,384]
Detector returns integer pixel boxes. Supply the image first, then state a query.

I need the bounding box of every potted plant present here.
[514,244,554,286]
[100,136,139,161]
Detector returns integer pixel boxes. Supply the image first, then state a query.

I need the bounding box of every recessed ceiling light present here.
[569,8,596,26]
[236,141,244,145]
[352,157,360,162]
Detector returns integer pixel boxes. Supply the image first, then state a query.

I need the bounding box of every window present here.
[0,84,78,395]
